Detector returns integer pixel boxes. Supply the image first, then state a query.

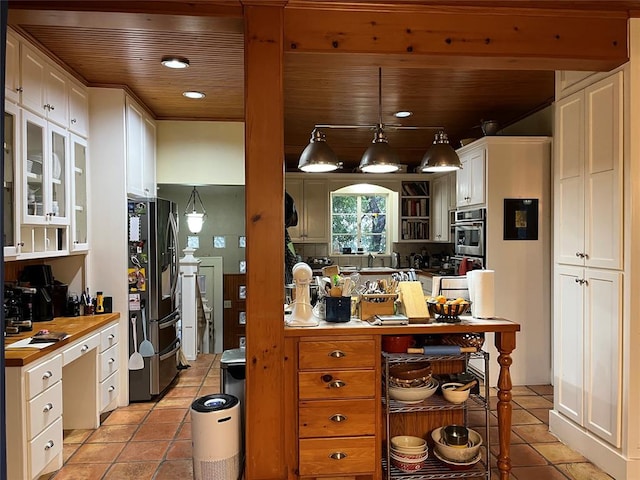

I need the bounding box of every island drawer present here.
[299,399,376,438]
[26,354,62,400]
[298,370,376,400]
[298,436,376,476]
[298,339,376,370]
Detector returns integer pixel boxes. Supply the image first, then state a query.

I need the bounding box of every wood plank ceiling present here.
[7,1,638,172]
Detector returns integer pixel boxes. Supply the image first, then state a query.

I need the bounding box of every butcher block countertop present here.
[4,313,120,367]
[284,315,520,337]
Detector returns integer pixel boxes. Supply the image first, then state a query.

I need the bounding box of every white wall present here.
[156,121,245,185]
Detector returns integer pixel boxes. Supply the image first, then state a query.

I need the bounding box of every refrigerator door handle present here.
[159,310,180,329]
[159,339,181,361]
[168,211,180,302]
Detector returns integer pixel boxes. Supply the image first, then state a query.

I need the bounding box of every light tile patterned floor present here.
[38,354,613,480]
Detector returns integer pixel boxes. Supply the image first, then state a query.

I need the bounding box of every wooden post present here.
[494,330,517,480]
[244,3,286,479]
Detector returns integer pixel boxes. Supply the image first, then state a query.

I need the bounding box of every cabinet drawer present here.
[299,339,376,370]
[100,371,120,411]
[62,333,100,365]
[100,323,119,352]
[28,380,62,440]
[299,399,376,438]
[26,354,62,400]
[298,370,376,400]
[299,436,376,476]
[99,344,119,381]
[29,416,62,478]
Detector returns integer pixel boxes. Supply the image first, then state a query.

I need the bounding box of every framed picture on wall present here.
[504,198,539,240]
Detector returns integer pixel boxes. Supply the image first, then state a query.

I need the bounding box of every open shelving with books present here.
[400,181,430,242]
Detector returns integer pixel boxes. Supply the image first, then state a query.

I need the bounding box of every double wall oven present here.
[452,208,486,266]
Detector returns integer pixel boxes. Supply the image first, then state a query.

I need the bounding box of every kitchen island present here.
[284,316,519,480]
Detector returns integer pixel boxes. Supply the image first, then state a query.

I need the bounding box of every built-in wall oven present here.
[453,208,486,259]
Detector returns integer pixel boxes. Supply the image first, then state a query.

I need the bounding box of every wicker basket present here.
[359,293,396,320]
[427,300,472,323]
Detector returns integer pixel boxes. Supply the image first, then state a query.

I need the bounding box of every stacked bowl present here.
[388,362,438,404]
[431,426,483,470]
[390,435,428,472]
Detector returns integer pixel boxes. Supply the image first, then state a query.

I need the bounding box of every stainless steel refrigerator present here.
[127,198,181,401]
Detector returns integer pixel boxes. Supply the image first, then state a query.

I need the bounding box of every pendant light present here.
[419,131,462,172]
[298,129,342,172]
[184,186,207,234]
[358,68,399,173]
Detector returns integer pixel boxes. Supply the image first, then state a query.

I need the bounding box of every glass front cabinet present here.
[4,102,19,257]
[70,134,88,252]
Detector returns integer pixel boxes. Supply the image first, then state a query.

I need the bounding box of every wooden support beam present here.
[244,4,286,479]
[284,5,628,71]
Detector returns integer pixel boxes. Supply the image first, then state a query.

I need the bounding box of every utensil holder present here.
[325,297,351,323]
[359,293,396,320]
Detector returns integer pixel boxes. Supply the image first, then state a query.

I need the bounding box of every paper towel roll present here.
[466,271,477,309]
[469,270,495,318]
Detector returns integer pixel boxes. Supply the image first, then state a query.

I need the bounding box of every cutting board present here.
[397,281,430,322]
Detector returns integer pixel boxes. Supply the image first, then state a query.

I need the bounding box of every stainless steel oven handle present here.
[159,340,181,361]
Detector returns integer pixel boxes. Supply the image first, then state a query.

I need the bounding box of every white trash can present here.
[190,393,242,480]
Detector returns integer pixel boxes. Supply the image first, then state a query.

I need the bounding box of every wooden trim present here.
[284,5,628,71]
[244,4,286,479]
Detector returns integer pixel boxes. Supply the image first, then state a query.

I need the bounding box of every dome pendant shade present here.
[419,131,462,172]
[184,186,207,234]
[298,129,342,172]
[358,125,400,173]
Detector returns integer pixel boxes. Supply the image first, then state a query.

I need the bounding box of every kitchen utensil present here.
[442,425,469,446]
[407,345,477,355]
[138,302,154,357]
[441,382,471,404]
[455,379,477,391]
[128,315,144,370]
[432,426,482,464]
[397,281,429,321]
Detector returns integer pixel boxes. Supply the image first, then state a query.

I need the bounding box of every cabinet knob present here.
[71,118,77,124]
[329,380,346,389]
[108,334,115,340]
[108,358,115,364]
[16,87,23,93]
[80,344,89,353]
[576,252,582,258]
[329,350,346,358]
[44,440,54,451]
[50,105,55,111]
[108,385,116,392]
[42,403,54,413]
[329,413,347,423]
[42,370,53,380]
[329,452,347,460]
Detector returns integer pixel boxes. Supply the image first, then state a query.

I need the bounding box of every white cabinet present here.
[456,144,485,208]
[285,177,328,243]
[126,97,156,198]
[4,101,20,258]
[5,31,20,104]
[554,72,623,270]
[70,134,88,252]
[68,81,89,138]
[431,175,451,242]
[20,44,69,127]
[554,265,622,447]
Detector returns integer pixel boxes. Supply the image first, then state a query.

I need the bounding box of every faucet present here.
[368,253,375,268]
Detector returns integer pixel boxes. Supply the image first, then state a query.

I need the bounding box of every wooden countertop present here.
[284,315,520,337]
[4,313,120,367]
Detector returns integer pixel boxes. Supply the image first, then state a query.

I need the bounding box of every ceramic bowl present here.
[389,362,432,381]
[441,382,471,404]
[390,448,428,461]
[431,426,482,463]
[433,448,481,470]
[389,378,438,403]
[390,452,428,472]
[390,435,427,452]
[442,424,469,446]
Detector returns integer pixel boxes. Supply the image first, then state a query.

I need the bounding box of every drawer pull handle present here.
[329,380,346,389]
[329,452,347,460]
[81,345,89,353]
[108,385,116,393]
[108,334,115,340]
[330,414,347,423]
[42,403,53,413]
[108,358,115,364]
[42,371,53,380]
[44,440,54,451]
[329,350,346,358]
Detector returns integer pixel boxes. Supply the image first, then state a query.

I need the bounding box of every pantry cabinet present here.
[431,175,451,242]
[554,71,623,270]
[554,265,622,447]
[456,145,485,208]
[285,177,328,243]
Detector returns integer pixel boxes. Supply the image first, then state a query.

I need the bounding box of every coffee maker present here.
[19,265,57,322]
[3,285,36,334]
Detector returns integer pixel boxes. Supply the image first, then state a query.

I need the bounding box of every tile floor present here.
[37,354,613,480]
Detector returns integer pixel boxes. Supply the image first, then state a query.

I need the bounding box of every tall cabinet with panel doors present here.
[551,69,624,452]
[126,97,156,198]
[285,176,328,243]
[456,144,485,209]
[430,174,455,242]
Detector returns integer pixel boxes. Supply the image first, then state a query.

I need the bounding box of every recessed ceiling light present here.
[182,91,206,99]
[161,57,190,69]
[394,111,412,118]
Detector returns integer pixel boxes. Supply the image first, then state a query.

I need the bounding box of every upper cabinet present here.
[70,134,88,252]
[456,144,486,208]
[5,31,20,104]
[126,97,156,198]
[68,80,89,138]
[285,177,328,243]
[554,71,623,270]
[4,102,20,258]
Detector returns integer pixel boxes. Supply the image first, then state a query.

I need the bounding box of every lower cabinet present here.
[292,335,381,479]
